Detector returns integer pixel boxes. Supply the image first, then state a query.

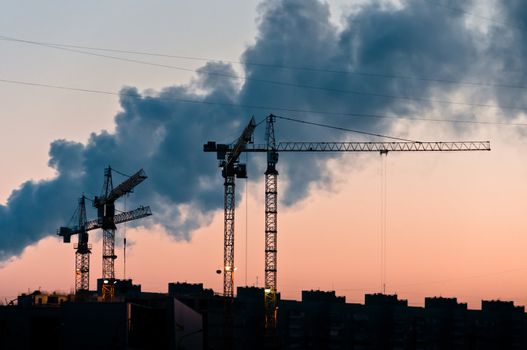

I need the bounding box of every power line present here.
[1,77,526,127]
[0,35,199,73]
[3,35,527,110]
[393,267,527,288]
[422,0,527,32]
[2,34,526,91]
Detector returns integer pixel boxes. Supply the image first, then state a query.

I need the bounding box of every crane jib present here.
[204,141,491,153]
[57,206,152,239]
[270,141,491,152]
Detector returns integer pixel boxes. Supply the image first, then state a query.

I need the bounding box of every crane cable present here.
[245,152,249,287]
[112,167,132,178]
[123,194,127,280]
[380,152,388,294]
[274,114,418,142]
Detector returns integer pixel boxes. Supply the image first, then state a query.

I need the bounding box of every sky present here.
[1,0,527,309]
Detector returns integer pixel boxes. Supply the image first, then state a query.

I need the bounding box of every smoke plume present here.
[1,0,522,260]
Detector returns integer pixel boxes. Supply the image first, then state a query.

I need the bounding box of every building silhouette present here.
[1,281,527,349]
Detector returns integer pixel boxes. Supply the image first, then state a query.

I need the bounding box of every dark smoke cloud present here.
[2,0,515,260]
[239,0,478,204]
[480,0,527,113]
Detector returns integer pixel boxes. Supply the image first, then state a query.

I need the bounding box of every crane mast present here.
[75,195,91,293]
[204,117,256,348]
[205,117,256,299]
[93,166,148,299]
[96,167,118,299]
[264,115,279,331]
[225,116,255,298]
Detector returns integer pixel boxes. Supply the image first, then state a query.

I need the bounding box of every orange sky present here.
[2,0,527,311]
[2,127,527,309]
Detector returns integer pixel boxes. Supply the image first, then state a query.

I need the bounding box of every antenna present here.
[124,194,127,280]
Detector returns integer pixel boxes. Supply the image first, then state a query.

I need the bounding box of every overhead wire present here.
[421,0,527,32]
[393,266,527,288]
[2,35,527,110]
[0,35,200,73]
[283,265,527,303]
[3,34,527,91]
[2,77,526,127]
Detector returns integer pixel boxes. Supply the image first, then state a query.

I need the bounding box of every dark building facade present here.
[0,286,202,350]
[3,283,527,349]
[168,285,527,350]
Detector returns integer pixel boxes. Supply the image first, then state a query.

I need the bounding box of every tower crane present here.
[204,117,256,299]
[58,167,152,298]
[57,195,91,293]
[204,117,256,347]
[204,114,491,332]
[94,166,149,299]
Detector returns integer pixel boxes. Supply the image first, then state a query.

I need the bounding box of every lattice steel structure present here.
[74,195,91,292]
[97,167,118,298]
[204,117,256,348]
[205,117,256,299]
[74,245,91,291]
[94,167,148,299]
[59,167,151,299]
[60,204,150,295]
[205,114,491,334]
[223,175,236,298]
[264,115,279,330]
[59,206,152,244]
[245,140,491,152]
